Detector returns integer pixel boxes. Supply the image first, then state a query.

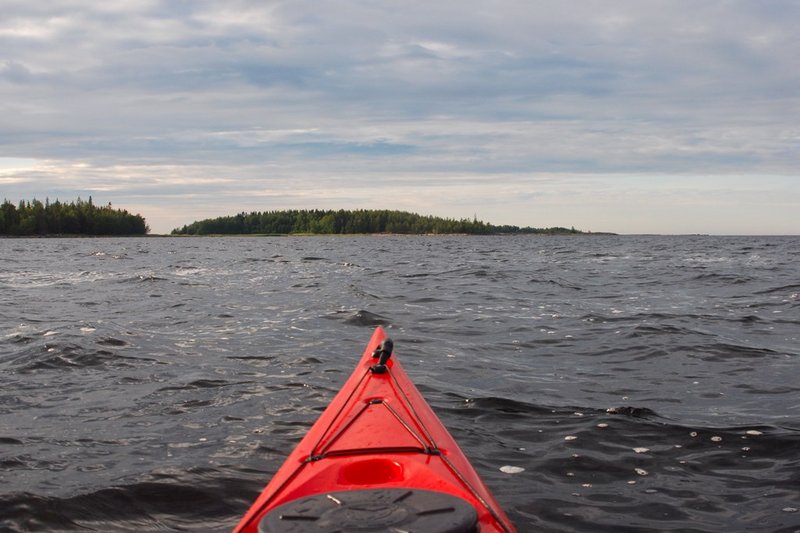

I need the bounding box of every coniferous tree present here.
[0,198,149,235]
[170,209,581,236]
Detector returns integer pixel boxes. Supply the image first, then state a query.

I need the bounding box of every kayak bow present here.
[233,326,515,532]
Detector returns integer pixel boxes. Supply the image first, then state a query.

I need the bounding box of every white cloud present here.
[0,0,798,234]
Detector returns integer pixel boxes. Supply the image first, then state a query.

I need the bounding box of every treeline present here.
[1,197,149,236]
[171,209,581,235]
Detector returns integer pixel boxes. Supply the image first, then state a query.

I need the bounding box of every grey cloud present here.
[1,0,798,233]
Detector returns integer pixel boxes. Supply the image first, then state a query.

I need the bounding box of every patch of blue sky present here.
[276,141,419,157]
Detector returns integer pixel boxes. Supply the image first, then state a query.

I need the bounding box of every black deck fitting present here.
[371,338,394,374]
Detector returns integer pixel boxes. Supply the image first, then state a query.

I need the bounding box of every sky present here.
[1,0,798,235]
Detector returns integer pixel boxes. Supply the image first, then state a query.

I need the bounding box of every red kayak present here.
[233,326,515,532]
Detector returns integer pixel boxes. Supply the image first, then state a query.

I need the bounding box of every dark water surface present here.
[1,235,799,532]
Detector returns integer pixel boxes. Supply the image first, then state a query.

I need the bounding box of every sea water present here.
[1,235,798,531]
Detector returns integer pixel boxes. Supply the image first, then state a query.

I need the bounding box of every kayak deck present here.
[233,327,515,532]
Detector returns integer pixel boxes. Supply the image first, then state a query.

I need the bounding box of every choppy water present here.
[1,235,799,532]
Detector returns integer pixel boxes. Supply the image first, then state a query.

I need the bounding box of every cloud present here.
[0,1,798,233]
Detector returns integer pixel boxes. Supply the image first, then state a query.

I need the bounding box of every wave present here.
[117,274,169,284]
[754,282,800,295]
[625,323,713,338]
[7,344,147,373]
[0,479,246,532]
[158,379,238,392]
[324,309,392,327]
[690,272,755,284]
[692,342,783,362]
[440,395,800,531]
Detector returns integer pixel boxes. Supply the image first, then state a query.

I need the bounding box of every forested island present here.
[0,198,149,236]
[171,209,583,236]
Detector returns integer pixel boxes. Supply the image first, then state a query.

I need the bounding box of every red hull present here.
[233,327,514,532]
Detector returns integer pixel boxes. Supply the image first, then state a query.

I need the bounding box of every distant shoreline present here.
[7,233,799,239]
[169,208,590,236]
[1,231,618,238]
[165,230,622,237]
